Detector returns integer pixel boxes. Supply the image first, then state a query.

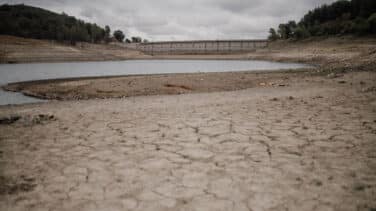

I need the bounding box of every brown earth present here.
[0,71,376,211]
[0,35,149,63]
[0,37,376,211]
[4,70,314,101]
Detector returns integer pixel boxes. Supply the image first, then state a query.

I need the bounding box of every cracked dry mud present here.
[0,71,376,211]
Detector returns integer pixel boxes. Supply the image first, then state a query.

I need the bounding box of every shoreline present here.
[3,67,314,87]
[2,68,316,101]
[0,56,317,65]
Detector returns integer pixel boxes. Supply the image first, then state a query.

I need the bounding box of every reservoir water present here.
[0,59,312,105]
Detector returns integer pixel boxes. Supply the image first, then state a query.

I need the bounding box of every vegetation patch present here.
[269,0,376,40]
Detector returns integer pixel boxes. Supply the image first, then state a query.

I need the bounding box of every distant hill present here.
[269,0,376,40]
[0,4,108,44]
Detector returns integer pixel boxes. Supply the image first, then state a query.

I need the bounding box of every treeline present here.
[269,0,376,40]
[0,4,108,44]
[0,4,148,44]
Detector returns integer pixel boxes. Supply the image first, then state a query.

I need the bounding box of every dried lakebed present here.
[0,71,375,211]
[1,37,376,211]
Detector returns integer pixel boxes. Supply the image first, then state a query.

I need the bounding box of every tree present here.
[131,36,142,43]
[368,13,376,33]
[278,23,294,39]
[0,4,108,44]
[113,30,125,42]
[90,25,105,43]
[293,26,310,39]
[277,21,297,39]
[268,28,279,41]
[287,21,297,38]
[269,0,376,39]
[104,25,111,43]
[351,0,376,18]
[352,17,370,35]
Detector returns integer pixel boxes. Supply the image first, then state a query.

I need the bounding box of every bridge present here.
[123,39,268,55]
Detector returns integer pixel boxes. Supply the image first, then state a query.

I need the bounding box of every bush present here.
[368,13,376,33]
[352,17,370,35]
[113,30,125,42]
[293,26,311,39]
[268,28,279,41]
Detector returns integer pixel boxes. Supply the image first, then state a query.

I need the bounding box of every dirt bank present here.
[2,35,375,66]
[4,70,314,100]
[0,35,149,63]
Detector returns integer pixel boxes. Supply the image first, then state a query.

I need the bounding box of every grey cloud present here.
[213,0,264,13]
[1,0,337,41]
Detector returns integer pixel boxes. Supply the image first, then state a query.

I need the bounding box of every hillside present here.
[269,0,376,40]
[0,35,148,63]
[0,4,108,44]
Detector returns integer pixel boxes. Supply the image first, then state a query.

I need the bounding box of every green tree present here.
[278,21,296,39]
[352,17,370,35]
[270,0,376,39]
[113,30,125,42]
[104,25,111,43]
[293,26,311,39]
[368,13,376,33]
[131,36,142,43]
[278,24,288,39]
[91,25,105,43]
[0,4,107,44]
[268,28,279,41]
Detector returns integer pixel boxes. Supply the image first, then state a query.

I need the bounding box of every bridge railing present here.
[123,39,268,55]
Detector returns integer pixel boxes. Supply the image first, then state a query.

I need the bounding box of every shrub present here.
[268,28,279,41]
[368,13,376,33]
[352,17,370,35]
[294,26,311,39]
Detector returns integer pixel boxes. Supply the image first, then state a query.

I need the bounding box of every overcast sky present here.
[1,0,337,41]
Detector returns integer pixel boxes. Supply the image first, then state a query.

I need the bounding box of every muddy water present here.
[0,59,311,105]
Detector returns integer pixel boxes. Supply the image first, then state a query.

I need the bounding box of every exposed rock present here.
[32,114,56,123]
[17,114,57,126]
[362,86,376,93]
[270,97,279,101]
[0,115,21,125]
[327,73,341,79]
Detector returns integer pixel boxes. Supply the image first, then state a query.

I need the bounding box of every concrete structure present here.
[124,39,268,55]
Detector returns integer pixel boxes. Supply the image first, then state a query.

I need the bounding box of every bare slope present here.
[0,35,148,63]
